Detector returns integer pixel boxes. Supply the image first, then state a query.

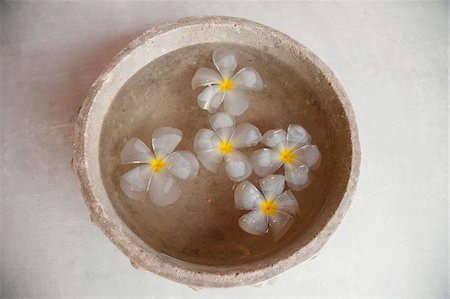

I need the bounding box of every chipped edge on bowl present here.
[72,16,361,288]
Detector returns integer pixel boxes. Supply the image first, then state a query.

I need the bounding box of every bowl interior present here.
[99,42,352,267]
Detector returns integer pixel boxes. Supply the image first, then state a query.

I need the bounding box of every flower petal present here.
[296,144,321,169]
[193,128,220,153]
[120,137,154,164]
[166,151,199,180]
[230,123,262,149]
[223,89,249,116]
[197,85,225,113]
[209,112,236,140]
[250,148,283,177]
[213,48,237,79]
[261,129,287,150]
[274,190,299,215]
[239,210,268,236]
[269,211,295,241]
[196,150,224,173]
[152,127,183,157]
[232,67,263,90]
[285,162,310,191]
[287,124,311,150]
[225,150,252,182]
[234,180,265,210]
[120,165,152,200]
[191,67,222,89]
[149,172,181,206]
[259,174,285,200]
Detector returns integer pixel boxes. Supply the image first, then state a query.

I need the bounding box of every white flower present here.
[250,125,321,191]
[191,48,263,116]
[234,174,299,241]
[194,112,262,182]
[119,127,199,206]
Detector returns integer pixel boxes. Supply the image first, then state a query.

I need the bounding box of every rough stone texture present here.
[73,16,360,287]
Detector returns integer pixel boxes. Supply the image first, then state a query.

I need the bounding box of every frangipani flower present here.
[191,48,263,116]
[119,127,199,206]
[251,125,321,191]
[234,174,299,241]
[194,112,262,182]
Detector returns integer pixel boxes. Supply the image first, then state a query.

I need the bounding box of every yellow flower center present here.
[280,148,297,165]
[261,199,278,216]
[150,156,166,173]
[218,140,233,155]
[219,77,234,92]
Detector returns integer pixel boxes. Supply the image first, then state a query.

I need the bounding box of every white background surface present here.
[1,1,448,298]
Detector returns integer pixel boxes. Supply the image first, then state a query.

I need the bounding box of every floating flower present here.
[251,125,320,191]
[119,127,199,206]
[194,112,262,182]
[191,48,263,116]
[234,174,299,241]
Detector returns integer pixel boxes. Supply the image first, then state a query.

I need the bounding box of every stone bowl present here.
[73,16,360,288]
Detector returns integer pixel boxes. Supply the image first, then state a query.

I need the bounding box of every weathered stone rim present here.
[72,16,361,288]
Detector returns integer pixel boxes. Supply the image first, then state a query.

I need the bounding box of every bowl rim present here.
[73,15,361,288]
